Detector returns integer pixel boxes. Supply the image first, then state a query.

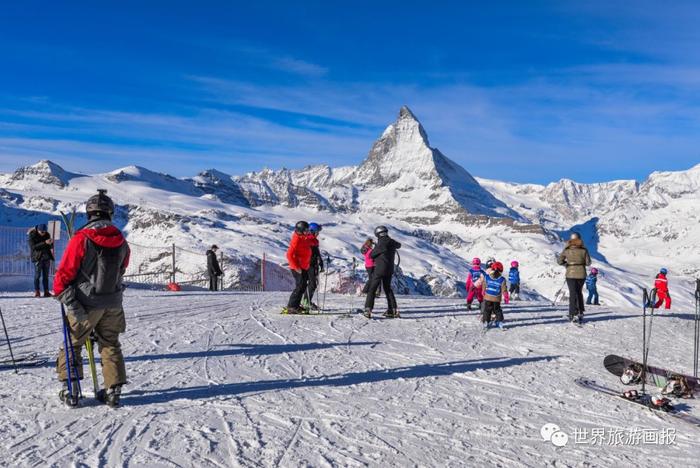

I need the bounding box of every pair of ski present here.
[578,355,700,427]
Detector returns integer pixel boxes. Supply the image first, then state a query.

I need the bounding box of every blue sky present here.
[0,1,699,183]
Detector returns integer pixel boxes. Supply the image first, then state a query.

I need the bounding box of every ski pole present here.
[61,307,75,400]
[61,304,82,400]
[321,254,330,314]
[0,307,17,374]
[694,279,700,378]
[85,337,99,396]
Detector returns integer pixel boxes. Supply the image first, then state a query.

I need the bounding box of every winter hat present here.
[37,224,47,231]
[211,244,219,250]
[511,260,519,268]
[590,267,599,275]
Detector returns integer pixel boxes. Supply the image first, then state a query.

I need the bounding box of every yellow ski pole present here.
[85,338,99,396]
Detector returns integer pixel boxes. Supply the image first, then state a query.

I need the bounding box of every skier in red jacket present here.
[653,268,672,310]
[285,221,313,314]
[54,190,130,407]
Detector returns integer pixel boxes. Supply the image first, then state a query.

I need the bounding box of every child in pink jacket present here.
[466,257,486,311]
[361,238,378,294]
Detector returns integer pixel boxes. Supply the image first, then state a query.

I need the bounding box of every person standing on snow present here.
[285,221,313,314]
[466,258,486,311]
[557,232,591,324]
[481,261,510,329]
[653,268,672,310]
[206,245,223,291]
[360,238,377,295]
[304,223,324,310]
[508,261,521,300]
[54,189,130,407]
[28,223,55,297]
[363,226,400,318]
[585,268,600,305]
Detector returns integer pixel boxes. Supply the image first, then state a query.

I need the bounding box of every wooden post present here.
[219,250,224,291]
[261,253,266,291]
[171,243,176,284]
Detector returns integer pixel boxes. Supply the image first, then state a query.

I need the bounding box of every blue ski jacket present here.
[508,267,520,285]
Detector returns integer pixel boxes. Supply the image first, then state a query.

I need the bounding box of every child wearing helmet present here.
[465,257,486,311]
[508,261,520,300]
[481,261,510,329]
[360,238,380,296]
[585,268,600,305]
[653,268,672,310]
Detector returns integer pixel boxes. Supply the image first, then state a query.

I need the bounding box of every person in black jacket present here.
[28,223,54,297]
[206,245,223,291]
[304,223,324,310]
[363,226,401,318]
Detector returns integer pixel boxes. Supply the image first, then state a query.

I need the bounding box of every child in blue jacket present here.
[585,268,599,305]
[508,261,520,300]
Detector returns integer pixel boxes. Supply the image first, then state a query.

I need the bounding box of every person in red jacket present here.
[285,221,313,314]
[54,190,130,407]
[654,268,672,310]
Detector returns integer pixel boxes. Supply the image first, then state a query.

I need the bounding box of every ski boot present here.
[649,394,674,412]
[363,308,372,319]
[59,382,80,408]
[282,307,300,315]
[97,385,122,408]
[577,314,584,325]
[43,291,52,298]
[383,309,398,319]
[620,365,643,385]
[482,321,489,330]
[309,302,320,312]
[467,302,472,311]
[495,321,504,330]
[34,290,41,298]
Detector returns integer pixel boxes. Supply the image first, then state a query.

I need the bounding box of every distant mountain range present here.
[1,107,698,306]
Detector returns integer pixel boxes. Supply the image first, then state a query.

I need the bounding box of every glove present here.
[503,291,510,304]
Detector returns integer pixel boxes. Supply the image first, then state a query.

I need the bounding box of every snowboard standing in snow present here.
[604,354,699,397]
[575,378,700,427]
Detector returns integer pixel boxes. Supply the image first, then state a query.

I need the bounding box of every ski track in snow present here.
[1,290,699,467]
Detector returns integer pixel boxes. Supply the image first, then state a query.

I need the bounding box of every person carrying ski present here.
[363,226,400,318]
[653,268,672,310]
[206,245,223,291]
[557,232,591,324]
[508,260,520,300]
[585,267,600,305]
[360,238,379,295]
[285,221,313,314]
[465,257,486,311]
[304,222,324,310]
[481,261,510,329]
[28,223,55,297]
[53,190,130,407]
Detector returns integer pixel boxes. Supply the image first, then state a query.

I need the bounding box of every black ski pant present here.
[361,267,382,296]
[481,300,504,323]
[209,274,219,291]
[509,283,520,295]
[566,278,586,317]
[288,269,309,309]
[364,273,396,311]
[34,259,50,292]
[306,268,319,303]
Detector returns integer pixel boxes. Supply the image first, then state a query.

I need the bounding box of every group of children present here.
[464,257,517,329]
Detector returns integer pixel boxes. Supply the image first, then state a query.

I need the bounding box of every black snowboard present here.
[604,354,700,393]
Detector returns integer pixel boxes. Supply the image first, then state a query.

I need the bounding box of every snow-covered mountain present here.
[1,107,698,307]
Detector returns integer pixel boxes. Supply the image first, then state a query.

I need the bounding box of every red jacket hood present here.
[79,225,127,248]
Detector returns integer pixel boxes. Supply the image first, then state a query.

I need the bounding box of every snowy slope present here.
[1,290,699,466]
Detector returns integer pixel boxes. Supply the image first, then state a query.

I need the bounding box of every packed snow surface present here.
[1,290,699,467]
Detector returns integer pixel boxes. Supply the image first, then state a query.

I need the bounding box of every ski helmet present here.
[85,189,115,218]
[472,257,481,266]
[492,261,504,273]
[308,222,322,233]
[294,221,309,233]
[660,267,668,275]
[590,267,598,275]
[486,257,496,266]
[511,260,519,268]
[570,232,581,240]
[374,225,388,237]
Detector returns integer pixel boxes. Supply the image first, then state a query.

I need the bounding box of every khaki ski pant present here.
[56,307,127,389]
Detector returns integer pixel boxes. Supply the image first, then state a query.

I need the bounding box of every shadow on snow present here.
[123,355,558,406]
